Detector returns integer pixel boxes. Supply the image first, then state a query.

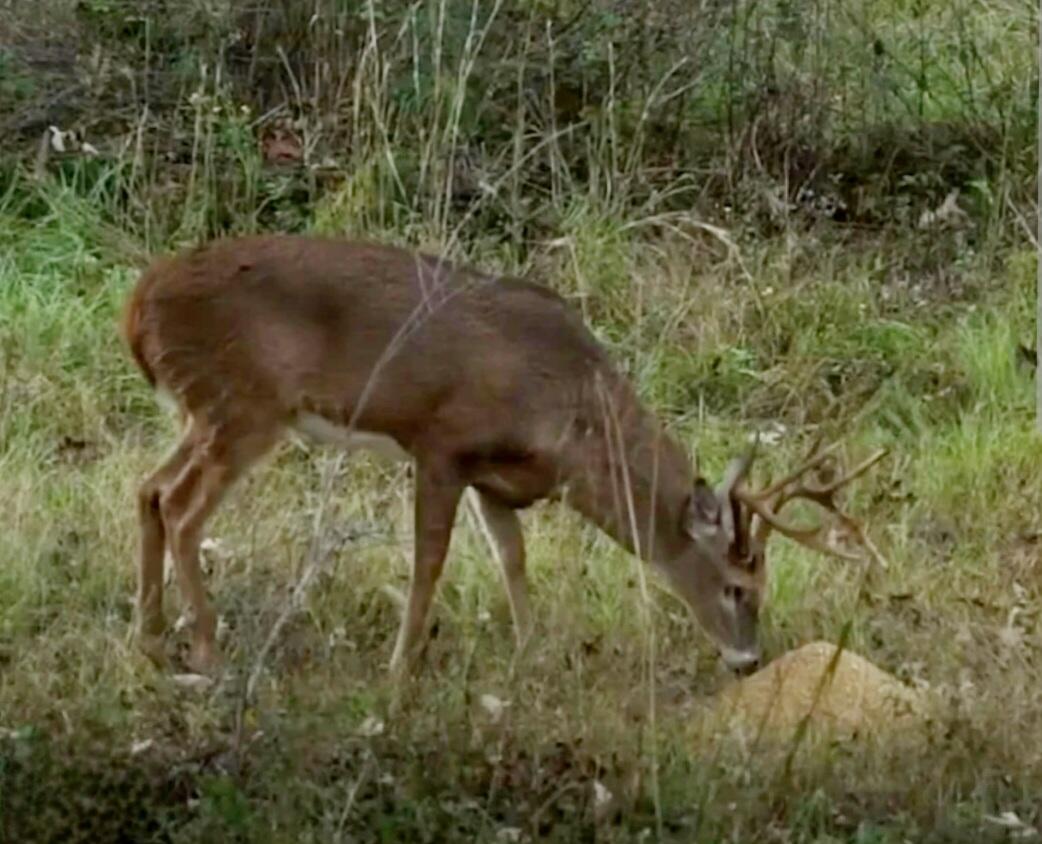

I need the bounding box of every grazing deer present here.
[122,234,885,676]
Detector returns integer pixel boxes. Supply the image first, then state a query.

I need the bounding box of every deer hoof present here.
[186,640,223,677]
[137,631,169,670]
[388,646,419,679]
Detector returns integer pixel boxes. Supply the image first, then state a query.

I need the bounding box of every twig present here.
[334,753,375,841]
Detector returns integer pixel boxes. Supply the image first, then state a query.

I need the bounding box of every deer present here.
[121,234,886,677]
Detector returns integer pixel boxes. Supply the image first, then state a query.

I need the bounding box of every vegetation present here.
[0,0,1038,841]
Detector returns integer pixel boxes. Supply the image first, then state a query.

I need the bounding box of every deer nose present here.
[721,647,761,676]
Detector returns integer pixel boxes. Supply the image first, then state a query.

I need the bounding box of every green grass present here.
[1,177,1039,842]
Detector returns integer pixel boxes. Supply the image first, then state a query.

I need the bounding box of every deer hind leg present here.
[390,459,464,674]
[135,426,200,666]
[159,416,281,675]
[472,489,531,649]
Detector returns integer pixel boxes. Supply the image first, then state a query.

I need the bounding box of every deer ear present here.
[716,438,757,499]
[683,479,721,537]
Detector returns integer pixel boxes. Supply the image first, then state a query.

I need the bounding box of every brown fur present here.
[121,256,162,388]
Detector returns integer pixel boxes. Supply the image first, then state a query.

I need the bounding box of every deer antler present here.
[734,438,889,568]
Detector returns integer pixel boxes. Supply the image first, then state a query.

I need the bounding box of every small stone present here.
[479,693,509,722]
[357,716,385,737]
[171,673,214,692]
[130,738,155,756]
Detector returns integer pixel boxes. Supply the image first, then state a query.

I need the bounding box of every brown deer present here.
[122,234,885,676]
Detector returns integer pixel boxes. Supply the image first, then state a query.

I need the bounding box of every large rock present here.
[708,640,925,741]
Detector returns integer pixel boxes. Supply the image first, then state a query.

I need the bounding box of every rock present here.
[707,640,925,742]
[170,673,215,692]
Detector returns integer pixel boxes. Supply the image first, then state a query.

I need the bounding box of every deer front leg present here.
[472,490,532,649]
[390,460,463,674]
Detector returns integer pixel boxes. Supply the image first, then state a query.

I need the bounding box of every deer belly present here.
[472,462,556,509]
[293,412,411,462]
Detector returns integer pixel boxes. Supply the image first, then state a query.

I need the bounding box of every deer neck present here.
[560,379,693,566]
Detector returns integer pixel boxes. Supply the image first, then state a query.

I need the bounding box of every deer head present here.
[667,437,887,674]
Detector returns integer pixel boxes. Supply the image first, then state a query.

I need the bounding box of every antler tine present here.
[839,512,890,570]
[775,447,889,511]
[748,439,841,501]
[737,493,865,562]
[736,442,889,568]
